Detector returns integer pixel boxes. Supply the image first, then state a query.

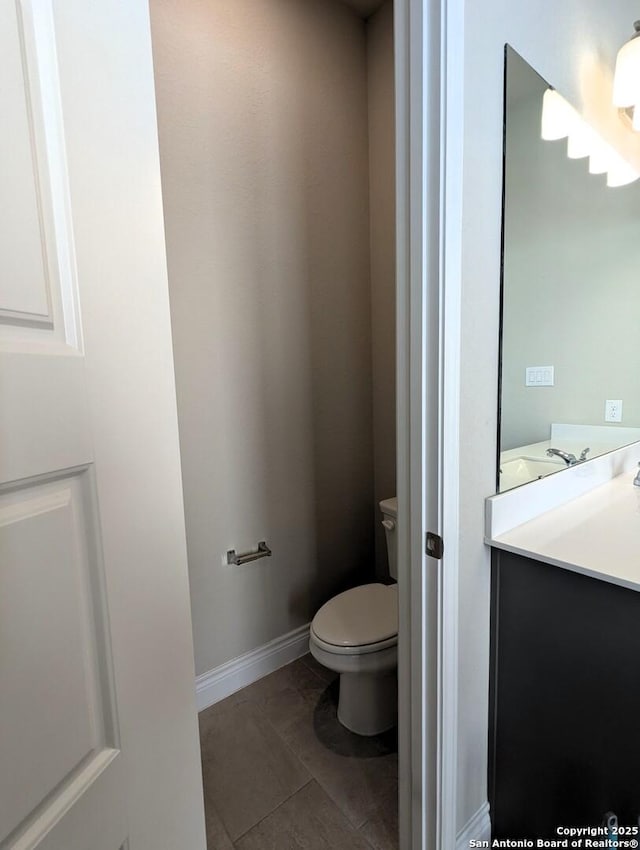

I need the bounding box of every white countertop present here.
[490,469,640,592]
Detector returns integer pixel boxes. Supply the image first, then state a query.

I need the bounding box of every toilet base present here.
[337,670,397,736]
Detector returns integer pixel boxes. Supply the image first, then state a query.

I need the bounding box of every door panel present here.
[0,356,91,484]
[0,0,51,324]
[0,475,120,844]
[11,752,125,850]
[0,0,81,350]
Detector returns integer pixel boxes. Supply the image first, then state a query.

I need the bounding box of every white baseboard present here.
[456,802,491,850]
[195,623,311,712]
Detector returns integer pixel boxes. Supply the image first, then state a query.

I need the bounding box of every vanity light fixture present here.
[541,86,640,186]
[613,21,640,129]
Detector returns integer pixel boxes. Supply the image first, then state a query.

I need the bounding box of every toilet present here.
[309,497,398,736]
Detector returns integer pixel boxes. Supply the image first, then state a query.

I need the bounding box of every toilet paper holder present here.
[226,541,272,566]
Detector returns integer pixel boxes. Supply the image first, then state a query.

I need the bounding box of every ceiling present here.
[338,0,386,19]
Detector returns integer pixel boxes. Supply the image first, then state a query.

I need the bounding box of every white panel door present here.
[0,1,206,848]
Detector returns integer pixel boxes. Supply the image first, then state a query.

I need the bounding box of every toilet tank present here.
[379,497,398,580]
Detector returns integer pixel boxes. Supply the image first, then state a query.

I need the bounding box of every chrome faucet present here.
[546,447,590,466]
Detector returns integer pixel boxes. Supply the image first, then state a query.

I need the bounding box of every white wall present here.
[457,0,640,831]
[501,62,640,450]
[367,0,396,576]
[150,0,375,675]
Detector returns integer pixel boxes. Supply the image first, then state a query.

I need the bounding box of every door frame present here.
[395,0,464,846]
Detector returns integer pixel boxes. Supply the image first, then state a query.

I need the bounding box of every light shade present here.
[588,138,613,174]
[540,86,640,188]
[541,88,576,140]
[567,121,594,159]
[606,151,640,187]
[613,22,640,108]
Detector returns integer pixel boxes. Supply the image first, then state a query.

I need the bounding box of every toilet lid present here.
[311,583,398,647]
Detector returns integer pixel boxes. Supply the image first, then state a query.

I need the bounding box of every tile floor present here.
[198,654,399,849]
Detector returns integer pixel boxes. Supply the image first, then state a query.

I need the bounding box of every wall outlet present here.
[605,399,623,422]
[525,366,554,387]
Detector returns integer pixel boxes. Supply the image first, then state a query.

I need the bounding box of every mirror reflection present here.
[498,47,640,493]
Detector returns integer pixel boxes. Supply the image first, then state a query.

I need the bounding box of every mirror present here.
[497,47,640,493]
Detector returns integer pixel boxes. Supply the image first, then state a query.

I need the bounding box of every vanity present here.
[487,47,640,838]
[486,447,640,837]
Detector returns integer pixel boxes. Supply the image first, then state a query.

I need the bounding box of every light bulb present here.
[613,22,640,109]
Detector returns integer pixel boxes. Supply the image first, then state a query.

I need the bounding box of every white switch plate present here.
[605,399,623,422]
[525,366,554,387]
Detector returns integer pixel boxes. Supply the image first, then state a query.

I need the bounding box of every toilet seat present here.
[310,630,397,656]
[310,583,398,655]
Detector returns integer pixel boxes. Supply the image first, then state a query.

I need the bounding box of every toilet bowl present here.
[309,497,398,736]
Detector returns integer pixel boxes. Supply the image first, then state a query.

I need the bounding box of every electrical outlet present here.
[605,399,623,422]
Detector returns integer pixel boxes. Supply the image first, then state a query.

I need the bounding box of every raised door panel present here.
[0,473,122,847]
[0,0,81,349]
[0,0,50,323]
[0,353,92,486]
[8,752,126,850]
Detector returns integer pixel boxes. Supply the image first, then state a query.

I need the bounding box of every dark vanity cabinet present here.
[489,549,640,837]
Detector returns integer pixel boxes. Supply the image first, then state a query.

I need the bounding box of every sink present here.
[500,456,565,490]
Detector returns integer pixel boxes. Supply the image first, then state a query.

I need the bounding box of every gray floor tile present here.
[239,657,328,735]
[359,787,399,850]
[202,795,234,850]
[278,678,398,829]
[199,698,310,840]
[198,657,398,846]
[199,688,248,735]
[235,780,374,850]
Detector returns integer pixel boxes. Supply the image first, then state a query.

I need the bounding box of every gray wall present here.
[501,66,640,450]
[367,0,396,576]
[458,0,640,832]
[151,0,377,675]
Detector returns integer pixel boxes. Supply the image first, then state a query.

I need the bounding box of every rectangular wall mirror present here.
[497,46,640,493]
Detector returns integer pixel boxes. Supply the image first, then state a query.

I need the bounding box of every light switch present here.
[526,366,554,387]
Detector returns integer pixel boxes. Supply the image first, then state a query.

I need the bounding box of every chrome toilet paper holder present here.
[226,541,272,566]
